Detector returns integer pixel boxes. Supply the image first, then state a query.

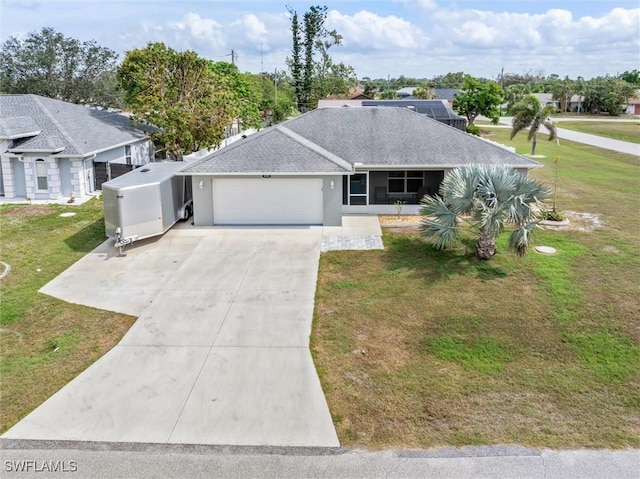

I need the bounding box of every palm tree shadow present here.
[383,232,508,283]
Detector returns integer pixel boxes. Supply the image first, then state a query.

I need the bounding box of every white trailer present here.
[102,162,192,251]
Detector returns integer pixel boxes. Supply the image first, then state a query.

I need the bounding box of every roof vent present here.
[140,168,151,172]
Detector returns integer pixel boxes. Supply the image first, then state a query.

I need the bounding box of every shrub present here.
[466,124,481,136]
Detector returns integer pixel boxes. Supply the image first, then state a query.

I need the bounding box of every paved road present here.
[498,117,640,156]
[1,441,638,478]
[2,228,339,447]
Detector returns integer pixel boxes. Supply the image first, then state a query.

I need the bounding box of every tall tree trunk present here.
[530,132,537,155]
[476,230,496,259]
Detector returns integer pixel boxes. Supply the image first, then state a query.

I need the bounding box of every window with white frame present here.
[35,159,48,190]
[125,145,132,165]
[388,171,424,193]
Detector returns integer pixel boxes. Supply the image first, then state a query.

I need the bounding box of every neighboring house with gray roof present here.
[0,94,153,202]
[316,99,467,130]
[180,107,541,226]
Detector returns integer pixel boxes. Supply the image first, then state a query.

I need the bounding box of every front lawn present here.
[312,132,640,449]
[0,200,135,433]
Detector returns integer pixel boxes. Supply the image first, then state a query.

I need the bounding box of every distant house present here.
[325,87,372,101]
[316,99,467,130]
[396,87,416,98]
[624,90,640,115]
[180,107,539,226]
[531,93,584,113]
[434,88,460,103]
[0,94,153,202]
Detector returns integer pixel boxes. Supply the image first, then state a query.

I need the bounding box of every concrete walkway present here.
[498,117,640,156]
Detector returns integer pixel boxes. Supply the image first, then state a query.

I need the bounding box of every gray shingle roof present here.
[182,126,352,175]
[434,88,460,101]
[182,107,540,175]
[0,116,41,139]
[0,94,148,156]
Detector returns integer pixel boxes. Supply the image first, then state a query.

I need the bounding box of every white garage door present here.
[212,178,323,225]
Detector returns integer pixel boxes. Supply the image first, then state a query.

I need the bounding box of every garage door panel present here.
[213,179,323,225]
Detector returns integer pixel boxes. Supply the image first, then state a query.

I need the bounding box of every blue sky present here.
[2,1,639,80]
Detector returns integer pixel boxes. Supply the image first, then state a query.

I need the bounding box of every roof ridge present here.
[276,125,353,172]
[31,95,83,153]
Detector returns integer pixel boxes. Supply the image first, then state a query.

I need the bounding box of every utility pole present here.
[227,50,237,65]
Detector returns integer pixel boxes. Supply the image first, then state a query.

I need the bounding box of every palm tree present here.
[510,95,557,155]
[419,165,550,260]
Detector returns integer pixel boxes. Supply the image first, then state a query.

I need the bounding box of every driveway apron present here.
[3,227,339,447]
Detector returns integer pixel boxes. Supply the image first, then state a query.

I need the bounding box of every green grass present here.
[427,336,511,375]
[556,121,640,143]
[312,131,640,450]
[0,200,135,433]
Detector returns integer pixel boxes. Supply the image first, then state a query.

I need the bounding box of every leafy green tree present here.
[419,165,550,259]
[288,8,303,110]
[312,42,357,103]
[363,81,377,98]
[504,83,532,114]
[379,90,396,99]
[619,70,640,87]
[453,75,504,125]
[551,76,574,113]
[255,70,296,124]
[117,42,235,161]
[430,72,466,88]
[510,95,557,155]
[208,61,262,130]
[287,5,354,111]
[413,85,436,99]
[0,27,122,107]
[580,76,635,115]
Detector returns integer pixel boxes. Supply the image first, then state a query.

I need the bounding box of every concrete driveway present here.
[2,227,340,447]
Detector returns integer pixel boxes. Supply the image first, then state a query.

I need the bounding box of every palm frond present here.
[440,167,476,214]
[506,175,551,224]
[507,222,538,257]
[418,195,460,250]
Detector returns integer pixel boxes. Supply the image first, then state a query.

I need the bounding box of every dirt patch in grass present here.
[0,200,135,433]
[378,214,421,227]
[539,210,605,232]
[0,205,53,218]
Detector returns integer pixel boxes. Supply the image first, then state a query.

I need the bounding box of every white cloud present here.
[327,10,425,50]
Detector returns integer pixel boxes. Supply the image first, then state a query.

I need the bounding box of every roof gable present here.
[182,126,353,175]
[0,94,148,156]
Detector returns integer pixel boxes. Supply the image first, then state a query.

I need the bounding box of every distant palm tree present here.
[510,95,557,155]
[419,165,550,260]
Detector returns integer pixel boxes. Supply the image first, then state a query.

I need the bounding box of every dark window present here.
[388,171,424,193]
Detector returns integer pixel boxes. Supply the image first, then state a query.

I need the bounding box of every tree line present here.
[2,19,638,161]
